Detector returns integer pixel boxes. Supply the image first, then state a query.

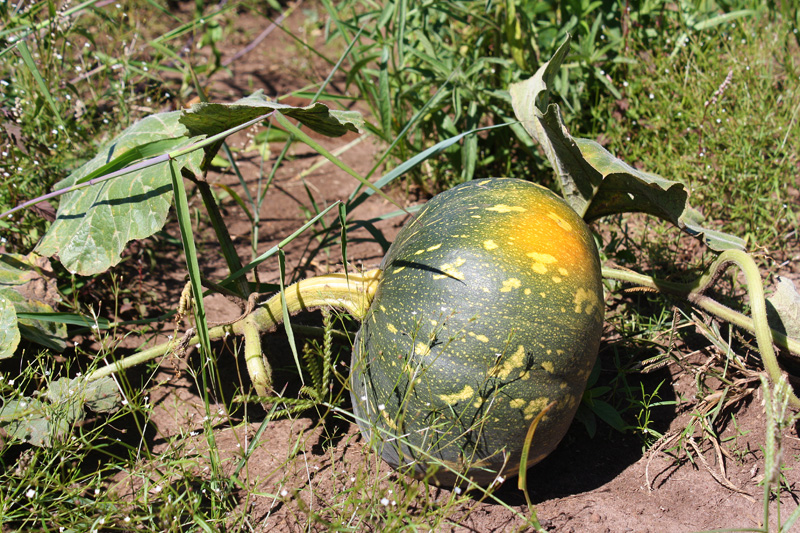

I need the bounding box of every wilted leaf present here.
[0,395,80,447]
[766,276,800,342]
[82,377,122,413]
[181,91,364,139]
[47,375,121,414]
[0,295,20,359]
[36,112,204,275]
[0,253,66,352]
[0,376,121,447]
[509,37,746,252]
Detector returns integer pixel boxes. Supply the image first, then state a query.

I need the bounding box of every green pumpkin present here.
[350,178,604,486]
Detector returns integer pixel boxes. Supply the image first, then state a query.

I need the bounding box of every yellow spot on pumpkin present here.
[427,244,442,251]
[489,345,526,380]
[500,278,521,292]
[541,361,555,373]
[509,398,526,409]
[414,343,431,357]
[547,211,573,232]
[393,266,406,274]
[471,215,481,219]
[487,204,526,213]
[524,288,531,295]
[524,397,550,420]
[468,332,489,343]
[432,257,467,280]
[574,287,599,315]
[473,398,485,408]
[483,239,499,250]
[387,323,398,334]
[438,384,475,405]
[558,267,569,276]
[527,252,557,275]
[380,409,398,430]
[414,249,426,255]
[380,305,387,312]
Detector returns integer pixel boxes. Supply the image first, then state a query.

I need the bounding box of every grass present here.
[1,0,800,531]
[583,10,800,256]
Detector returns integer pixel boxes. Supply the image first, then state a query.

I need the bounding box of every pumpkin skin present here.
[350,178,604,486]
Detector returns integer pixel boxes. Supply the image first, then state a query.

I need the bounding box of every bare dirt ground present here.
[106,6,800,532]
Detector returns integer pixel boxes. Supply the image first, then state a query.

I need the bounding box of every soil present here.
[99,5,800,532]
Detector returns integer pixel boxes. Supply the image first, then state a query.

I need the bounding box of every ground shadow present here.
[493,340,679,506]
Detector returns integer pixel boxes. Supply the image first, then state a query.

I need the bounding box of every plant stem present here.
[603,249,800,408]
[85,269,382,387]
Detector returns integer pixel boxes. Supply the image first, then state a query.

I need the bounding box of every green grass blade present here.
[339,203,349,283]
[196,181,250,297]
[278,249,303,384]
[15,312,111,329]
[213,182,254,223]
[16,40,65,129]
[273,112,403,212]
[378,45,392,138]
[168,160,211,357]
[347,123,512,212]
[220,202,340,289]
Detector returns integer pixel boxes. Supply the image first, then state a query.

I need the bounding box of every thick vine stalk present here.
[603,250,800,409]
[86,269,382,385]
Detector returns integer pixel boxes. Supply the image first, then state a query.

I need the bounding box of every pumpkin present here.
[349,178,604,486]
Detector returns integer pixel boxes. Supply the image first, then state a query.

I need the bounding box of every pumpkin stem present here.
[85,269,383,395]
[603,250,800,409]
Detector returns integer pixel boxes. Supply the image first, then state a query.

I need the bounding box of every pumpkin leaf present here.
[766,276,800,342]
[509,37,746,252]
[180,91,364,139]
[0,253,66,353]
[0,295,20,359]
[46,376,122,414]
[35,112,204,276]
[0,376,121,447]
[0,397,63,447]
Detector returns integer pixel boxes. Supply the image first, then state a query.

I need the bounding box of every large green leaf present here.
[36,112,204,275]
[509,37,745,252]
[0,253,66,354]
[180,91,364,138]
[0,376,120,447]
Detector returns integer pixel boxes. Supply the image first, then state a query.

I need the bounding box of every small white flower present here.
[124,516,131,523]
[380,497,389,506]
[454,487,462,494]
[280,489,288,497]
[377,404,385,411]
[26,489,36,498]
[94,488,100,495]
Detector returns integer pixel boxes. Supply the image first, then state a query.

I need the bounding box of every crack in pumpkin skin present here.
[349,179,604,486]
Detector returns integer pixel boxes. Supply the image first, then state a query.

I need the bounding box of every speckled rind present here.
[350,178,604,486]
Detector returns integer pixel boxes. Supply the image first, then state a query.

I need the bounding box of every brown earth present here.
[100,4,800,532]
